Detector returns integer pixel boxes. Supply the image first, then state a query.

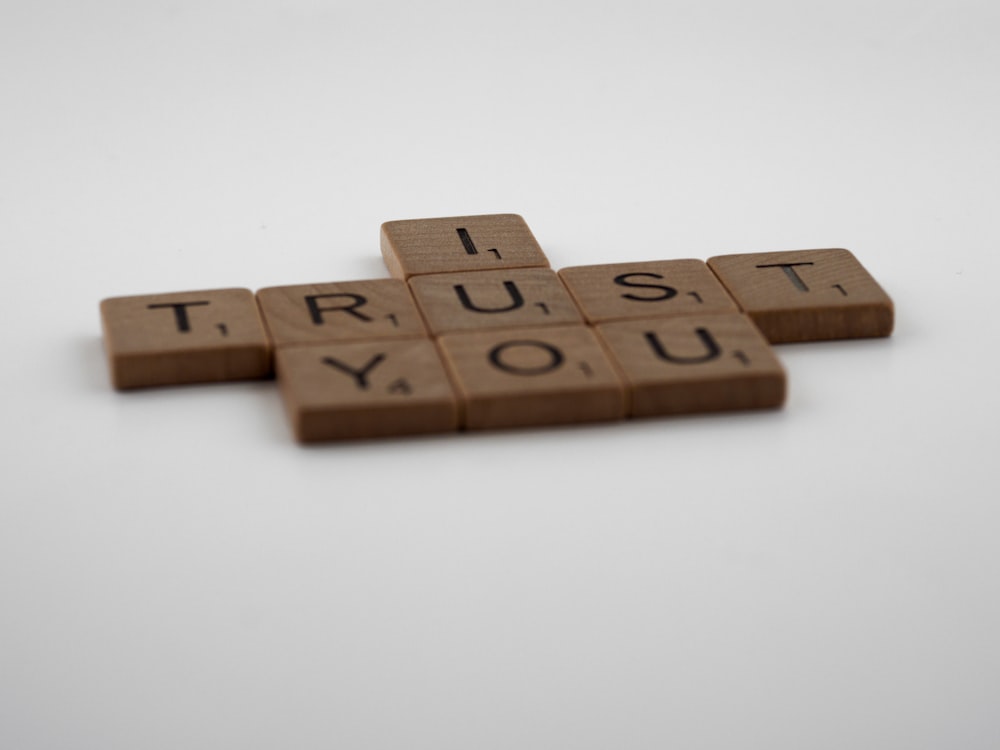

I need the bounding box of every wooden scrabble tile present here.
[409,268,584,336]
[558,259,739,323]
[707,248,894,343]
[256,279,427,348]
[595,313,786,417]
[436,325,626,430]
[100,288,271,390]
[276,338,459,442]
[381,213,550,279]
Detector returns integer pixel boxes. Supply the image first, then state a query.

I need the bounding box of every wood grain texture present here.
[559,259,738,323]
[409,268,584,336]
[100,288,271,389]
[595,313,786,417]
[256,279,427,347]
[707,248,894,343]
[380,214,549,279]
[436,325,626,430]
[276,338,458,442]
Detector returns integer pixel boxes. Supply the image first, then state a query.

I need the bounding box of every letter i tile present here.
[381,213,550,279]
[275,339,459,442]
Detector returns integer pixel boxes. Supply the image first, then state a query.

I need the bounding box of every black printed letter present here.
[321,353,386,389]
[147,301,210,332]
[454,281,524,314]
[755,262,815,292]
[613,272,677,302]
[305,293,372,324]
[644,328,721,364]
[488,340,564,376]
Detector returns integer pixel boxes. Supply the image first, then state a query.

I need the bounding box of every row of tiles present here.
[275,316,786,441]
[101,249,894,387]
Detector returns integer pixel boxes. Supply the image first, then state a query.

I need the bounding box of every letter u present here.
[453,281,524,313]
[644,328,721,364]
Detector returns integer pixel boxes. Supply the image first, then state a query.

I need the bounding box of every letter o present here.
[488,340,564,376]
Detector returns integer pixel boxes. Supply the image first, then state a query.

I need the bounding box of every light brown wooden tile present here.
[100,288,271,390]
[437,325,626,430]
[381,214,550,279]
[559,259,738,323]
[595,314,786,417]
[409,268,584,336]
[707,248,894,343]
[276,338,458,442]
[256,279,427,348]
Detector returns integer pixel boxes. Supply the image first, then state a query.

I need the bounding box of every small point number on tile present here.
[388,378,412,395]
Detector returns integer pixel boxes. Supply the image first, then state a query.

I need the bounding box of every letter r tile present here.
[100,288,271,389]
[275,339,458,442]
[436,325,626,430]
[256,279,427,347]
[380,214,550,279]
[707,248,894,343]
[595,313,786,417]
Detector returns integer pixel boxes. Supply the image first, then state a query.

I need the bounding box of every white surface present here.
[2,1,999,748]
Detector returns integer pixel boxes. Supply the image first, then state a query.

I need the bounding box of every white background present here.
[2,1,999,748]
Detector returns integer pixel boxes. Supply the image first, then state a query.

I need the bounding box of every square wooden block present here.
[409,268,584,336]
[559,259,739,323]
[381,213,550,279]
[256,279,427,348]
[436,325,626,430]
[100,288,271,390]
[276,338,459,442]
[707,248,894,343]
[595,313,786,417]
